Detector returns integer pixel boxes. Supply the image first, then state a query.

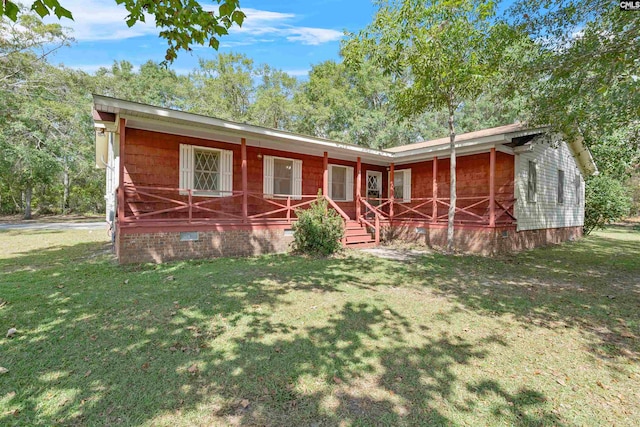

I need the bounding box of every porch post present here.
[389,162,395,219]
[356,157,362,219]
[241,138,248,221]
[117,118,126,222]
[489,147,496,227]
[432,157,438,223]
[323,151,329,197]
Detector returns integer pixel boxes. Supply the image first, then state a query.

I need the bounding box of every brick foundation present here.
[116,227,293,264]
[382,223,583,255]
[116,223,583,263]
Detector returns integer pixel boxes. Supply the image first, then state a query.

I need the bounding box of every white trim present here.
[527,160,538,203]
[390,168,412,203]
[366,171,383,198]
[263,155,302,199]
[179,144,232,197]
[93,95,597,175]
[328,164,354,202]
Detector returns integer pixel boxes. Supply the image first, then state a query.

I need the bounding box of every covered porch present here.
[116,139,515,245]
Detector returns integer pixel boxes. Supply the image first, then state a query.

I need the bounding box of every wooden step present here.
[344,242,378,249]
[345,227,370,236]
[345,234,375,244]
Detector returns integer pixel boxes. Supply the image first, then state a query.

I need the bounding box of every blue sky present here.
[45,0,379,77]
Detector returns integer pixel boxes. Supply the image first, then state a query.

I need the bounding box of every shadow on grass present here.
[0,239,562,426]
[395,230,640,361]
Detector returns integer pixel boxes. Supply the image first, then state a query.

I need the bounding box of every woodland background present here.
[0,1,638,223]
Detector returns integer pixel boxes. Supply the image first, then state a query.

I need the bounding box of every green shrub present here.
[584,174,632,235]
[292,194,345,256]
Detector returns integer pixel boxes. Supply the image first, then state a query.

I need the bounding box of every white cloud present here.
[284,27,344,45]
[237,8,343,45]
[45,2,343,46]
[43,0,156,41]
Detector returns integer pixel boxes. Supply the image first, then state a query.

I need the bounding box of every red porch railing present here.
[117,184,351,227]
[358,196,516,227]
[116,184,515,245]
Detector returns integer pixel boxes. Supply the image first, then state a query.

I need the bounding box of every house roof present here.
[92,95,597,175]
[386,123,529,152]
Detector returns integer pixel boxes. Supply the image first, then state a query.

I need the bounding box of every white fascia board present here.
[122,114,391,165]
[392,135,509,161]
[393,145,505,165]
[507,126,550,140]
[567,137,598,177]
[94,95,392,162]
[496,145,515,155]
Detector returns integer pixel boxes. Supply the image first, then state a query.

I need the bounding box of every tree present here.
[509,1,639,225]
[189,53,255,121]
[293,60,423,149]
[344,0,521,252]
[0,11,71,87]
[1,12,73,218]
[95,60,191,109]
[249,65,298,130]
[1,0,245,62]
[584,175,632,235]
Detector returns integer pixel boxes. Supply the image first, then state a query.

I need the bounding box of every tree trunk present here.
[63,168,70,213]
[447,107,456,253]
[24,185,33,220]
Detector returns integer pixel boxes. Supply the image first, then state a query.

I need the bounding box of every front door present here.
[366,171,383,206]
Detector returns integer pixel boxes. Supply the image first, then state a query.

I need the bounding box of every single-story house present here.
[92,95,597,264]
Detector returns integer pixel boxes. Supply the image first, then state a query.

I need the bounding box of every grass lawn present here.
[0,227,639,426]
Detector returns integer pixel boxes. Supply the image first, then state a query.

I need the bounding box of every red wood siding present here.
[122,128,513,223]
[122,128,386,220]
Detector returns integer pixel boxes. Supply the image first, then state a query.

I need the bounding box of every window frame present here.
[272,157,295,197]
[192,146,222,195]
[263,155,302,200]
[389,168,412,203]
[179,144,233,198]
[557,169,565,205]
[527,160,537,203]
[328,164,354,202]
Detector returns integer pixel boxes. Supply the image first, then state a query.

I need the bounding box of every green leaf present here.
[231,10,245,27]
[31,0,50,18]
[54,5,73,20]
[3,1,20,21]
[219,2,231,18]
[209,38,220,50]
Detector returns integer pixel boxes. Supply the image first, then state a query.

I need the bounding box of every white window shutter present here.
[263,155,274,198]
[221,149,233,196]
[403,169,411,203]
[179,144,193,195]
[293,159,303,200]
[328,165,333,198]
[346,166,354,202]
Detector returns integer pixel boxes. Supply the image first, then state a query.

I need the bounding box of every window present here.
[263,155,302,199]
[527,161,537,203]
[274,158,293,195]
[194,149,220,192]
[179,144,233,196]
[390,169,412,203]
[557,169,565,204]
[328,165,354,201]
[574,174,582,206]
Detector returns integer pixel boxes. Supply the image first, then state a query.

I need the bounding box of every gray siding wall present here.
[515,139,585,231]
